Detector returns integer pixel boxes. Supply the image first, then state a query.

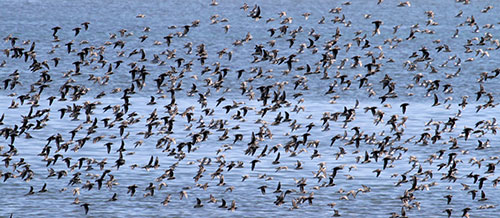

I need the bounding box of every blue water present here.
[1,0,500,217]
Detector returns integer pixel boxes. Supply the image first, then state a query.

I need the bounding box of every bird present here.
[219,198,228,208]
[372,20,383,35]
[109,193,118,201]
[400,103,409,114]
[194,198,204,208]
[162,194,172,206]
[432,94,441,106]
[127,184,138,196]
[251,159,260,171]
[39,183,48,193]
[72,27,81,36]
[444,194,452,204]
[81,203,90,215]
[81,22,90,30]
[229,200,237,211]
[25,186,35,195]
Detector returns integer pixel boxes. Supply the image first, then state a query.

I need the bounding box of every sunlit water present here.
[1,0,500,217]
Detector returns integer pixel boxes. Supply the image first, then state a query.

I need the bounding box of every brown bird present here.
[228,200,237,211]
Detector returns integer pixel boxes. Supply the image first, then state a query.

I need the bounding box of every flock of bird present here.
[1,0,500,217]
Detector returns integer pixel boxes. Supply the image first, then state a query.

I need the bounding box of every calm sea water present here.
[1,0,500,217]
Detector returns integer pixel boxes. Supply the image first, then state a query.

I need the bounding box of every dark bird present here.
[400,103,409,114]
[51,26,61,37]
[372,20,383,35]
[73,27,81,36]
[251,159,260,171]
[39,183,48,193]
[127,184,138,196]
[81,203,90,215]
[258,185,267,195]
[81,22,90,30]
[219,198,228,208]
[462,207,471,218]
[26,186,35,195]
[432,93,440,106]
[109,193,118,201]
[444,194,452,204]
[443,209,452,218]
[194,198,204,208]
